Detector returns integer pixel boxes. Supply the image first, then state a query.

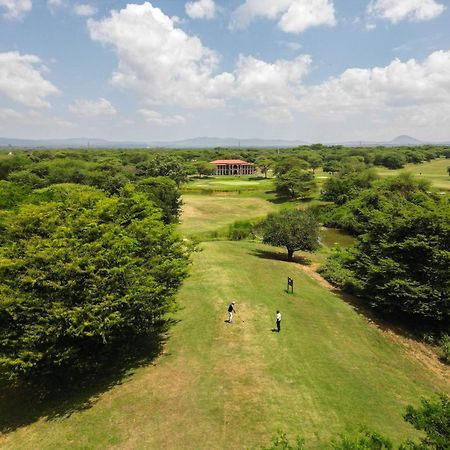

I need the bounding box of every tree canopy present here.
[0,184,189,382]
[319,174,449,325]
[259,209,319,260]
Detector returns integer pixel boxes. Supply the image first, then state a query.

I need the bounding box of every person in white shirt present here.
[276,310,281,332]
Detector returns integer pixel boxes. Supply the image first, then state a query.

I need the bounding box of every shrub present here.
[228,220,255,241]
[403,393,450,450]
[318,250,354,289]
[440,335,450,364]
[331,430,393,449]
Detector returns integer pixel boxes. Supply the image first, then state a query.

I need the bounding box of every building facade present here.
[209,159,255,176]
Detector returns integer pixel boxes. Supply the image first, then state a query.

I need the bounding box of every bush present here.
[259,432,305,450]
[318,250,354,289]
[331,430,393,449]
[440,335,450,364]
[228,220,256,241]
[403,393,450,450]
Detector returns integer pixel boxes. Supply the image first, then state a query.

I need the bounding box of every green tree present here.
[256,159,273,178]
[194,161,216,177]
[0,184,190,381]
[259,209,319,260]
[274,157,309,176]
[275,168,316,199]
[308,155,322,174]
[136,155,188,185]
[320,175,449,323]
[136,176,182,224]
[321,170,378,205]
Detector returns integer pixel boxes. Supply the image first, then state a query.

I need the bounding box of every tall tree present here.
[275,168,316,199]
[0,184,190,381]
[259,209,319,260]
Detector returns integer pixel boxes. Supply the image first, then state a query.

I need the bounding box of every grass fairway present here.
[180,194,279,236]
[1,241,447,450]
[377,158,450,191]
[182,176,274,194]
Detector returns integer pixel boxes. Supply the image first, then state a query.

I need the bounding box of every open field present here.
[180,194,279,236]
[1,240,447,450]
[377,158,450,191]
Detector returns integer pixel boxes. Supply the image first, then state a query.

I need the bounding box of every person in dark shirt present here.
[228,302,236,323]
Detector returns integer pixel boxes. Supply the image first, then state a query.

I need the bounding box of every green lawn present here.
[181,175,275,195]
[376,158,450,191]
[1,241,447,449]
[180,194,279,236]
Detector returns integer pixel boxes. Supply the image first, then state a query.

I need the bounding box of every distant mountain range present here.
[0,135,448,149]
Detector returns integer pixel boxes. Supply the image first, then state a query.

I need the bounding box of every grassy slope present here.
[376,158,450,191]
[1,241,447,449]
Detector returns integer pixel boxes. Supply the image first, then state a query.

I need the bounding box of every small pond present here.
[319,228,355,248]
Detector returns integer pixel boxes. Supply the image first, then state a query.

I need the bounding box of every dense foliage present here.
[0,151,193,382]
[0,184,189,381]
[319,174,449,325]
[275,167,317,199]
[403,394,450,450]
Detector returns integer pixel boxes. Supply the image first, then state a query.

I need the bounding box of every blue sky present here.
[0,0,449,142]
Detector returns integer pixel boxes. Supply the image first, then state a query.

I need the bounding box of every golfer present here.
[228,302,236,323]
[276,310,281,332]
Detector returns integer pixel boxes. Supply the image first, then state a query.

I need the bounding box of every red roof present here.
[210,159,254,165]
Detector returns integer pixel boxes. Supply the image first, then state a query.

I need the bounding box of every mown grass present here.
[181,175,275,196]
[1,241,447,450]
[179,194,280,236]
[376,158,450,191]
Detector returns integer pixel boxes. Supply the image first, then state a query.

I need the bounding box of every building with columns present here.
[209,159,255,176]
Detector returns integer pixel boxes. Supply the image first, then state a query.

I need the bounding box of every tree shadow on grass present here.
[251,248,313,266]
[0,323,172,434]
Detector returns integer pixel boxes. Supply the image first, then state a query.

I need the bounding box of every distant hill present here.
[1,135,449,149]
[388,135,423,146]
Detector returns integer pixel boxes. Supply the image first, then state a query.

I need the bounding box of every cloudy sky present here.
[0,0,449,142]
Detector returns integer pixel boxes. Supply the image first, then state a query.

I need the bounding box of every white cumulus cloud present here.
[0,52,59,108]
[139,109,186,125]
[231,0,336,33]
[367,0,445,23]
[88,2,234,108]
[47,0,64,12]
[74,3,97,17]
[185,0,216,20]
[235,54,310,108]
[298,49,450,130]
[69,98,117,117]
[0,0,31,20]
